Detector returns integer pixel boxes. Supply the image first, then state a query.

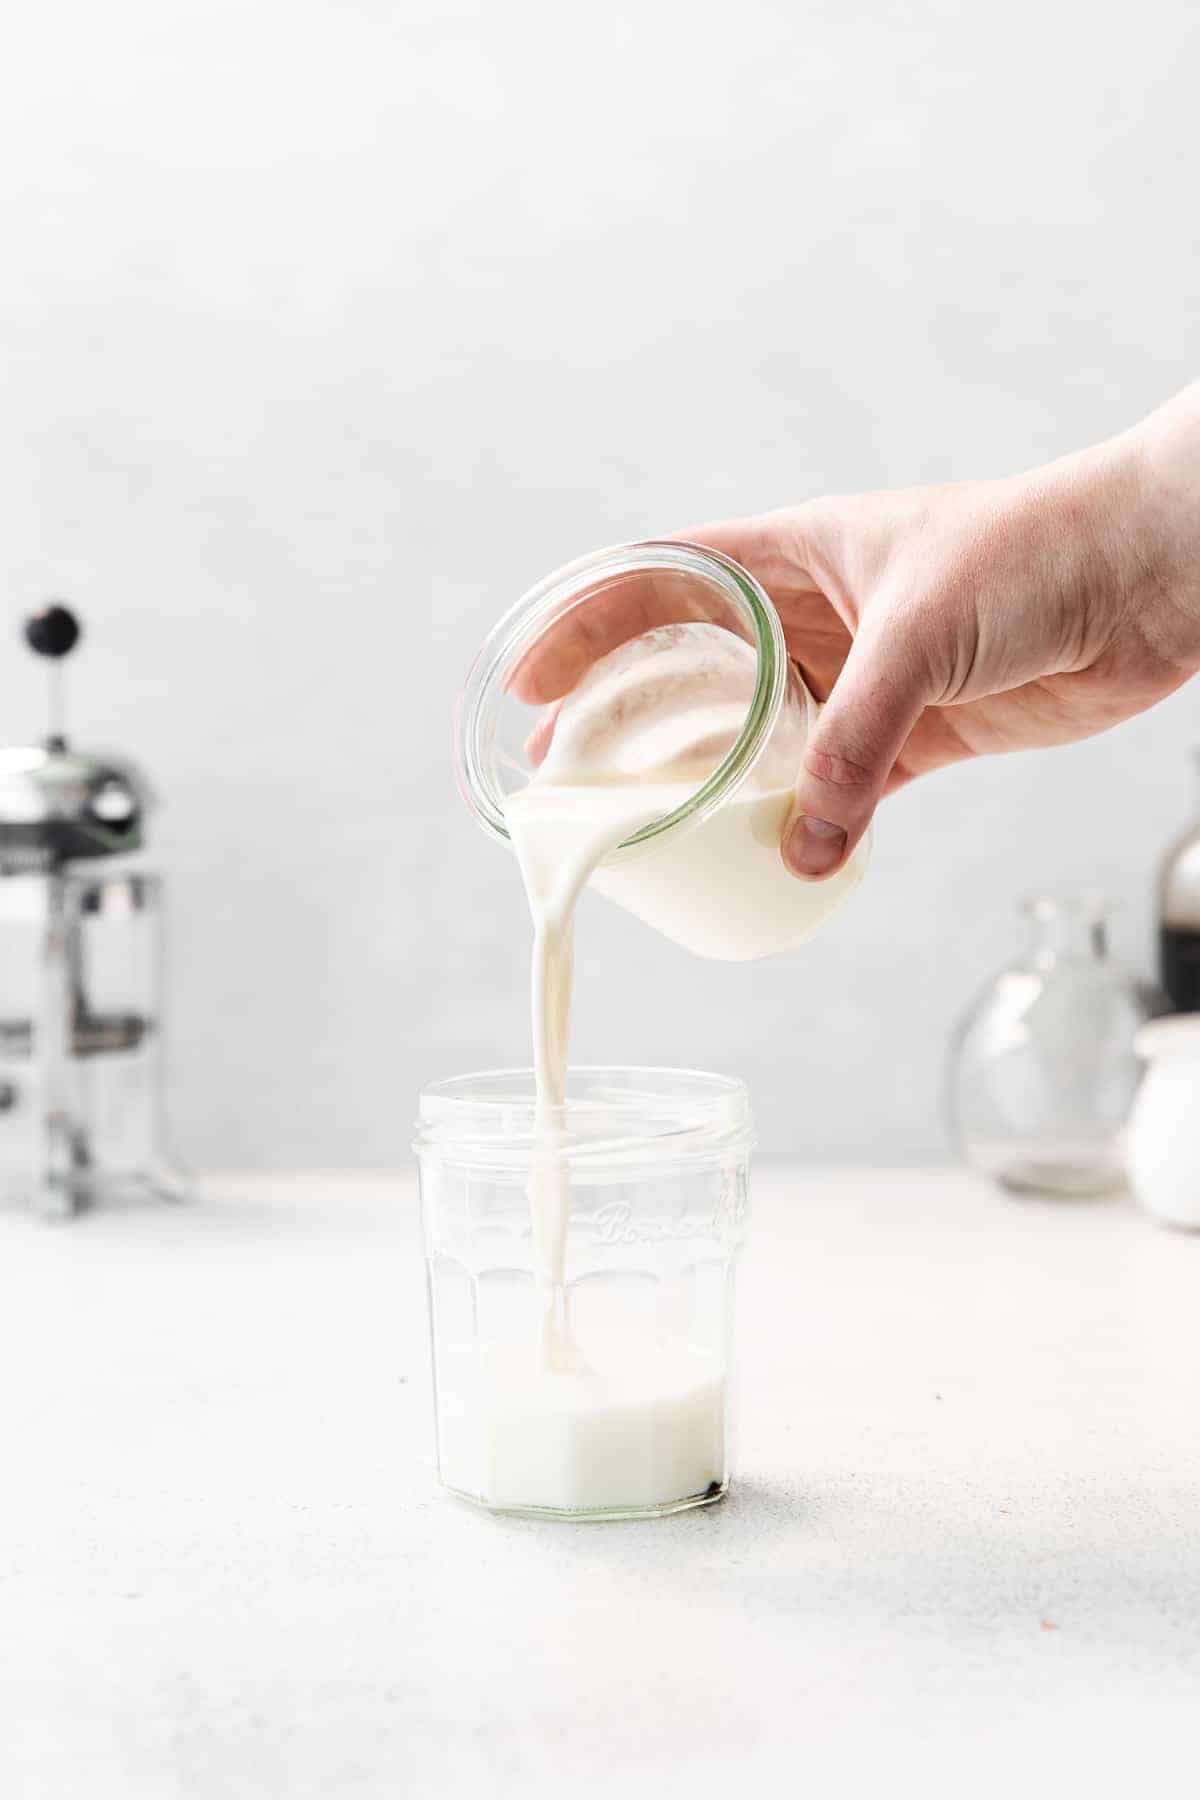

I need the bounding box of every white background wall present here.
[0,0,1196,1168]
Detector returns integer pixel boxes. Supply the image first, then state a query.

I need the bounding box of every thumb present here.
[782,623,930,880]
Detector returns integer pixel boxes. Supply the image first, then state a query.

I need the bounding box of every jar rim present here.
[454,539,788,853]
[414,1064,754,1172]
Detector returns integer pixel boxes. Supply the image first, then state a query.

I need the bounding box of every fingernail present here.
[784,816,847,878]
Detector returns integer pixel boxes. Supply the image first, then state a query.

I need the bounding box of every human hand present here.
[516,384,1200,879]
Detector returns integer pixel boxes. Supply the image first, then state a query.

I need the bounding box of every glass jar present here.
[454,539,868,961]
[414,1066,752,1520]
[947,897,1156,1197]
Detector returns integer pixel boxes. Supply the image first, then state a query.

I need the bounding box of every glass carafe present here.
[1159,749,1200,1012]
[947,897,1156,1197]
[0,868,186,1215]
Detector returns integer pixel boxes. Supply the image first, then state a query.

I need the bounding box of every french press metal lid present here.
[0,605,154,871]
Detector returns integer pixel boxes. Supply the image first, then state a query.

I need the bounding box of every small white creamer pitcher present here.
[1127,1016,1200,1229]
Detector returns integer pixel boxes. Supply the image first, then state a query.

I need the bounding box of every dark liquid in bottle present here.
[1161,925,1200,1012]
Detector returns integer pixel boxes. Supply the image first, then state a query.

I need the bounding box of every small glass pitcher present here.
[947,896,1159,1197]
[454,539,868,961]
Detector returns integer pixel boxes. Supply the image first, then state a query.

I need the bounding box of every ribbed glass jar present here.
[414,1066,752,1520]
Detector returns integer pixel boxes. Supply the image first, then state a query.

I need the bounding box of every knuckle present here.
[803,743,877,792]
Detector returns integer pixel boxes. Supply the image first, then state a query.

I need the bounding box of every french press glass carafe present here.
[0,604,186,1217]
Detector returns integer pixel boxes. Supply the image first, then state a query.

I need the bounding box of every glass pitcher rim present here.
[453,538,789,854]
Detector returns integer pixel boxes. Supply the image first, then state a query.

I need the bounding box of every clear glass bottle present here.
[1159,750,1200,1012]
[414,1066,751,1520]
[947,897,1155,1197]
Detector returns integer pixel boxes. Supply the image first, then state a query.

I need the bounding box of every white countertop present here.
[3,1167,1199,1799]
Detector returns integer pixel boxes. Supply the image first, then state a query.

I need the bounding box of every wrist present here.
[1116,384,1200,663]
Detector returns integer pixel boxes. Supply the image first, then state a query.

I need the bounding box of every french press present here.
[0,605,186,1216]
